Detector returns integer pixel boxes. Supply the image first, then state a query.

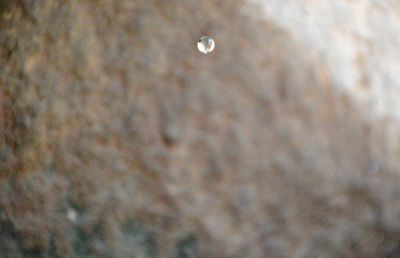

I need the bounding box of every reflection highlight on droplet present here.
[197,36,215,54]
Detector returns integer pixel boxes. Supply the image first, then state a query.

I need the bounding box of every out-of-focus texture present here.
[0,0,399,257]
[254,0,400,120]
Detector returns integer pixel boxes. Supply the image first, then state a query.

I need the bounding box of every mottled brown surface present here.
[0,0,400,257]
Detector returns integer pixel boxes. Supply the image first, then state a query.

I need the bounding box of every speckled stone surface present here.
[0,0,400,257]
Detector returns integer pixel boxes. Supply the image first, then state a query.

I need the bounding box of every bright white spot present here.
[197,36,215,54]
[67,209,78,222]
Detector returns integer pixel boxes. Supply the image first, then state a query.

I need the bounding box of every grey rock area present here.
[0,0,399,257]
[255,0,400,120]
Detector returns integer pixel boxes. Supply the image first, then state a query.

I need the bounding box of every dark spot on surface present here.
[173,234,198,258]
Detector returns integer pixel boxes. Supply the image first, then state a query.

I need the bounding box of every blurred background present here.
[1,0,400,257]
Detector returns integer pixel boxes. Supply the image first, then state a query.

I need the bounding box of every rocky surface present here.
[0,0,400,257]
[254,0,400,120]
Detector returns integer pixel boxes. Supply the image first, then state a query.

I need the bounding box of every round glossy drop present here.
[197,36,215,54]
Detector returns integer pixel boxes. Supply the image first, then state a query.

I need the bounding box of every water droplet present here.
[197,36,215,54]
